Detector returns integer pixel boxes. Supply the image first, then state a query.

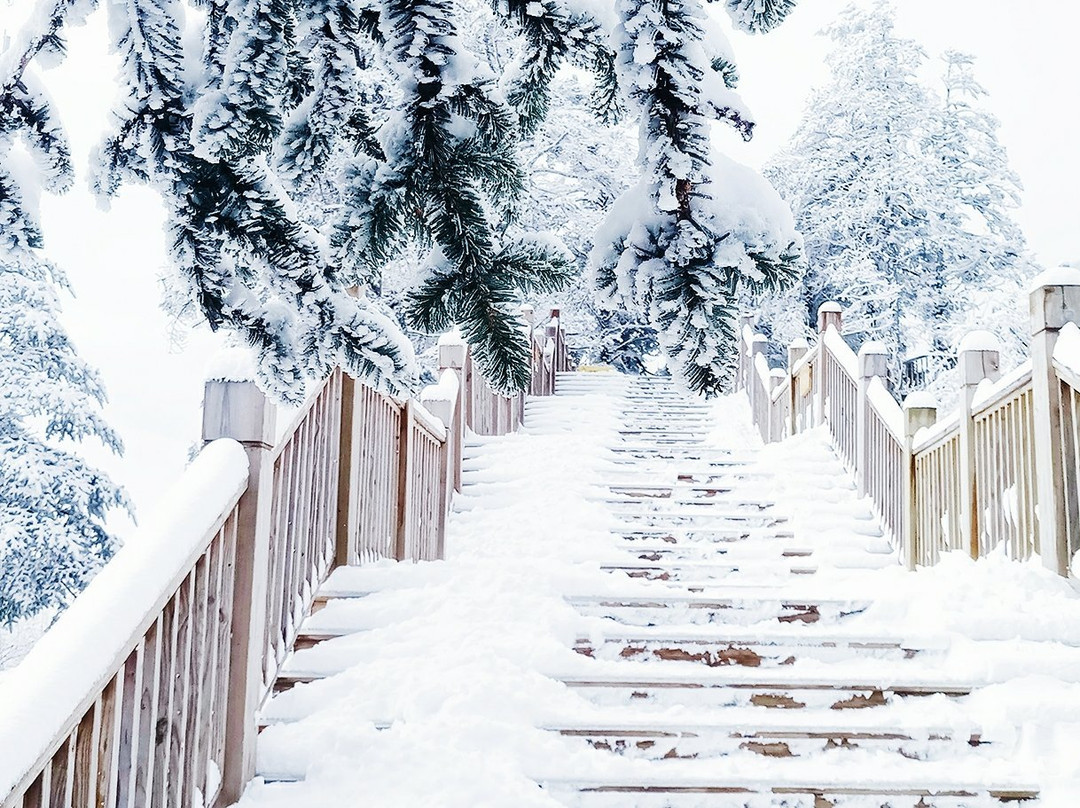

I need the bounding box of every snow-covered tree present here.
[760,1,1040,393]
[1,4,129,623]
[927,50,1038,373]
[590,1,802,395]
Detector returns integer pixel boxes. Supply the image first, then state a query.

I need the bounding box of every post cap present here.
[858,341,889,378]
[1031,267,1080,334]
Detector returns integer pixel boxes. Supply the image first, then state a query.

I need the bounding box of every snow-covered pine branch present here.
[93,0,417,402]
[589,0,802,395]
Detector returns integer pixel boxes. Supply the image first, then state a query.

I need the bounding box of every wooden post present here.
[335,369,358,567]
[957,333,1001,559]
[737,314,754,391]
[395,400,415,561]
[748,335,768,429]
[1030,271,1080,575]
[816,302,843,426]
[788,338,809,437]
[420,381,457,561]
[200,376,276,805]
[550,308,566,373]
[902,399,937,571]
[856,341,889,497]
[544,319,558,396]
[438,338,468,493]
[769,368,786,442]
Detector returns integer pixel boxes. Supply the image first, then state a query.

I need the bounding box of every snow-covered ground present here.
[234,384,1080,806]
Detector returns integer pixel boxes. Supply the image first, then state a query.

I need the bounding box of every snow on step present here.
[235,376,1080,806]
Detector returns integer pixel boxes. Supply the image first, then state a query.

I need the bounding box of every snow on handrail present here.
[0,440,249,801]
[912,410,962,455]
[410,397,448,443]
[867,377,904,442]
[822,326,858,379]
[970,360,1034,418]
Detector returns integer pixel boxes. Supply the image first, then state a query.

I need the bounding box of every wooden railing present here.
[738,271,1080,580]
[0,309,571,808]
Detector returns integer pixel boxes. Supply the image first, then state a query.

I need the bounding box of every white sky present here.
[1,0,1078,524]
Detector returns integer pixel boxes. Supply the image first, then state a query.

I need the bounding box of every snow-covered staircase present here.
[250,371,1047,807]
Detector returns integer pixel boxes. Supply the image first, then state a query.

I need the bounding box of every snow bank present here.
[0,440,249,796]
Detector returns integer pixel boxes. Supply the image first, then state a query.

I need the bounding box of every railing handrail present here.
[0,439,248,799]
[738,268,1080,579]
[911,409,961,455]
[970,360,1033,420]
[822,325,858,379]
[867,376,904,443]
[0,307,574,808]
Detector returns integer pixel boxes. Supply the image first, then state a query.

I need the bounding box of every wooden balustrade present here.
[0,309,572,808]
[738,269,1080,578]
[0,442,248,808]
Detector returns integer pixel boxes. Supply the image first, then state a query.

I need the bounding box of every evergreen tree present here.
[929,50,1037,372]
[761,4,1038,391]
[590,1,802,395]
[1,10,129,623]
[762,2,962,377]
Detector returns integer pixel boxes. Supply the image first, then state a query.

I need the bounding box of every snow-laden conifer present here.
[1,29,128,623]
[762,3,1038,390]
[95,0,416,402]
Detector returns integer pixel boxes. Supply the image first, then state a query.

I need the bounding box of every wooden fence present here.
[738,272,1080,580]
[0,309,571,808]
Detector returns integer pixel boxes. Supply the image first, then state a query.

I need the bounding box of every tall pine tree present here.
[761,3,1037,390]
[1,4,129,623]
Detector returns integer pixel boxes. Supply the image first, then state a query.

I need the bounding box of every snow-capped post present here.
[856,342,890,497]
[817,302,843,426]
[738,314,755,391]
[335,366,359,568]
[769,368,787,442]
[957,332,1001,559]
[438,333,469,493]
[748,335,768,429]
[788,339,809,437]
[903,397,938,570]
[1030,270,1080,575]
[200,353,276,803]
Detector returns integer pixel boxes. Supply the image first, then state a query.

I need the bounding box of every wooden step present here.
[613,527,796,543]
[569,595,860,627]
[598,561,815,582]
[552,720,983,761]
[563,674,975,712]
[542,778,1037,805]
[603,498,777,512]
[573,628,933,668]
[612,512,789,528]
